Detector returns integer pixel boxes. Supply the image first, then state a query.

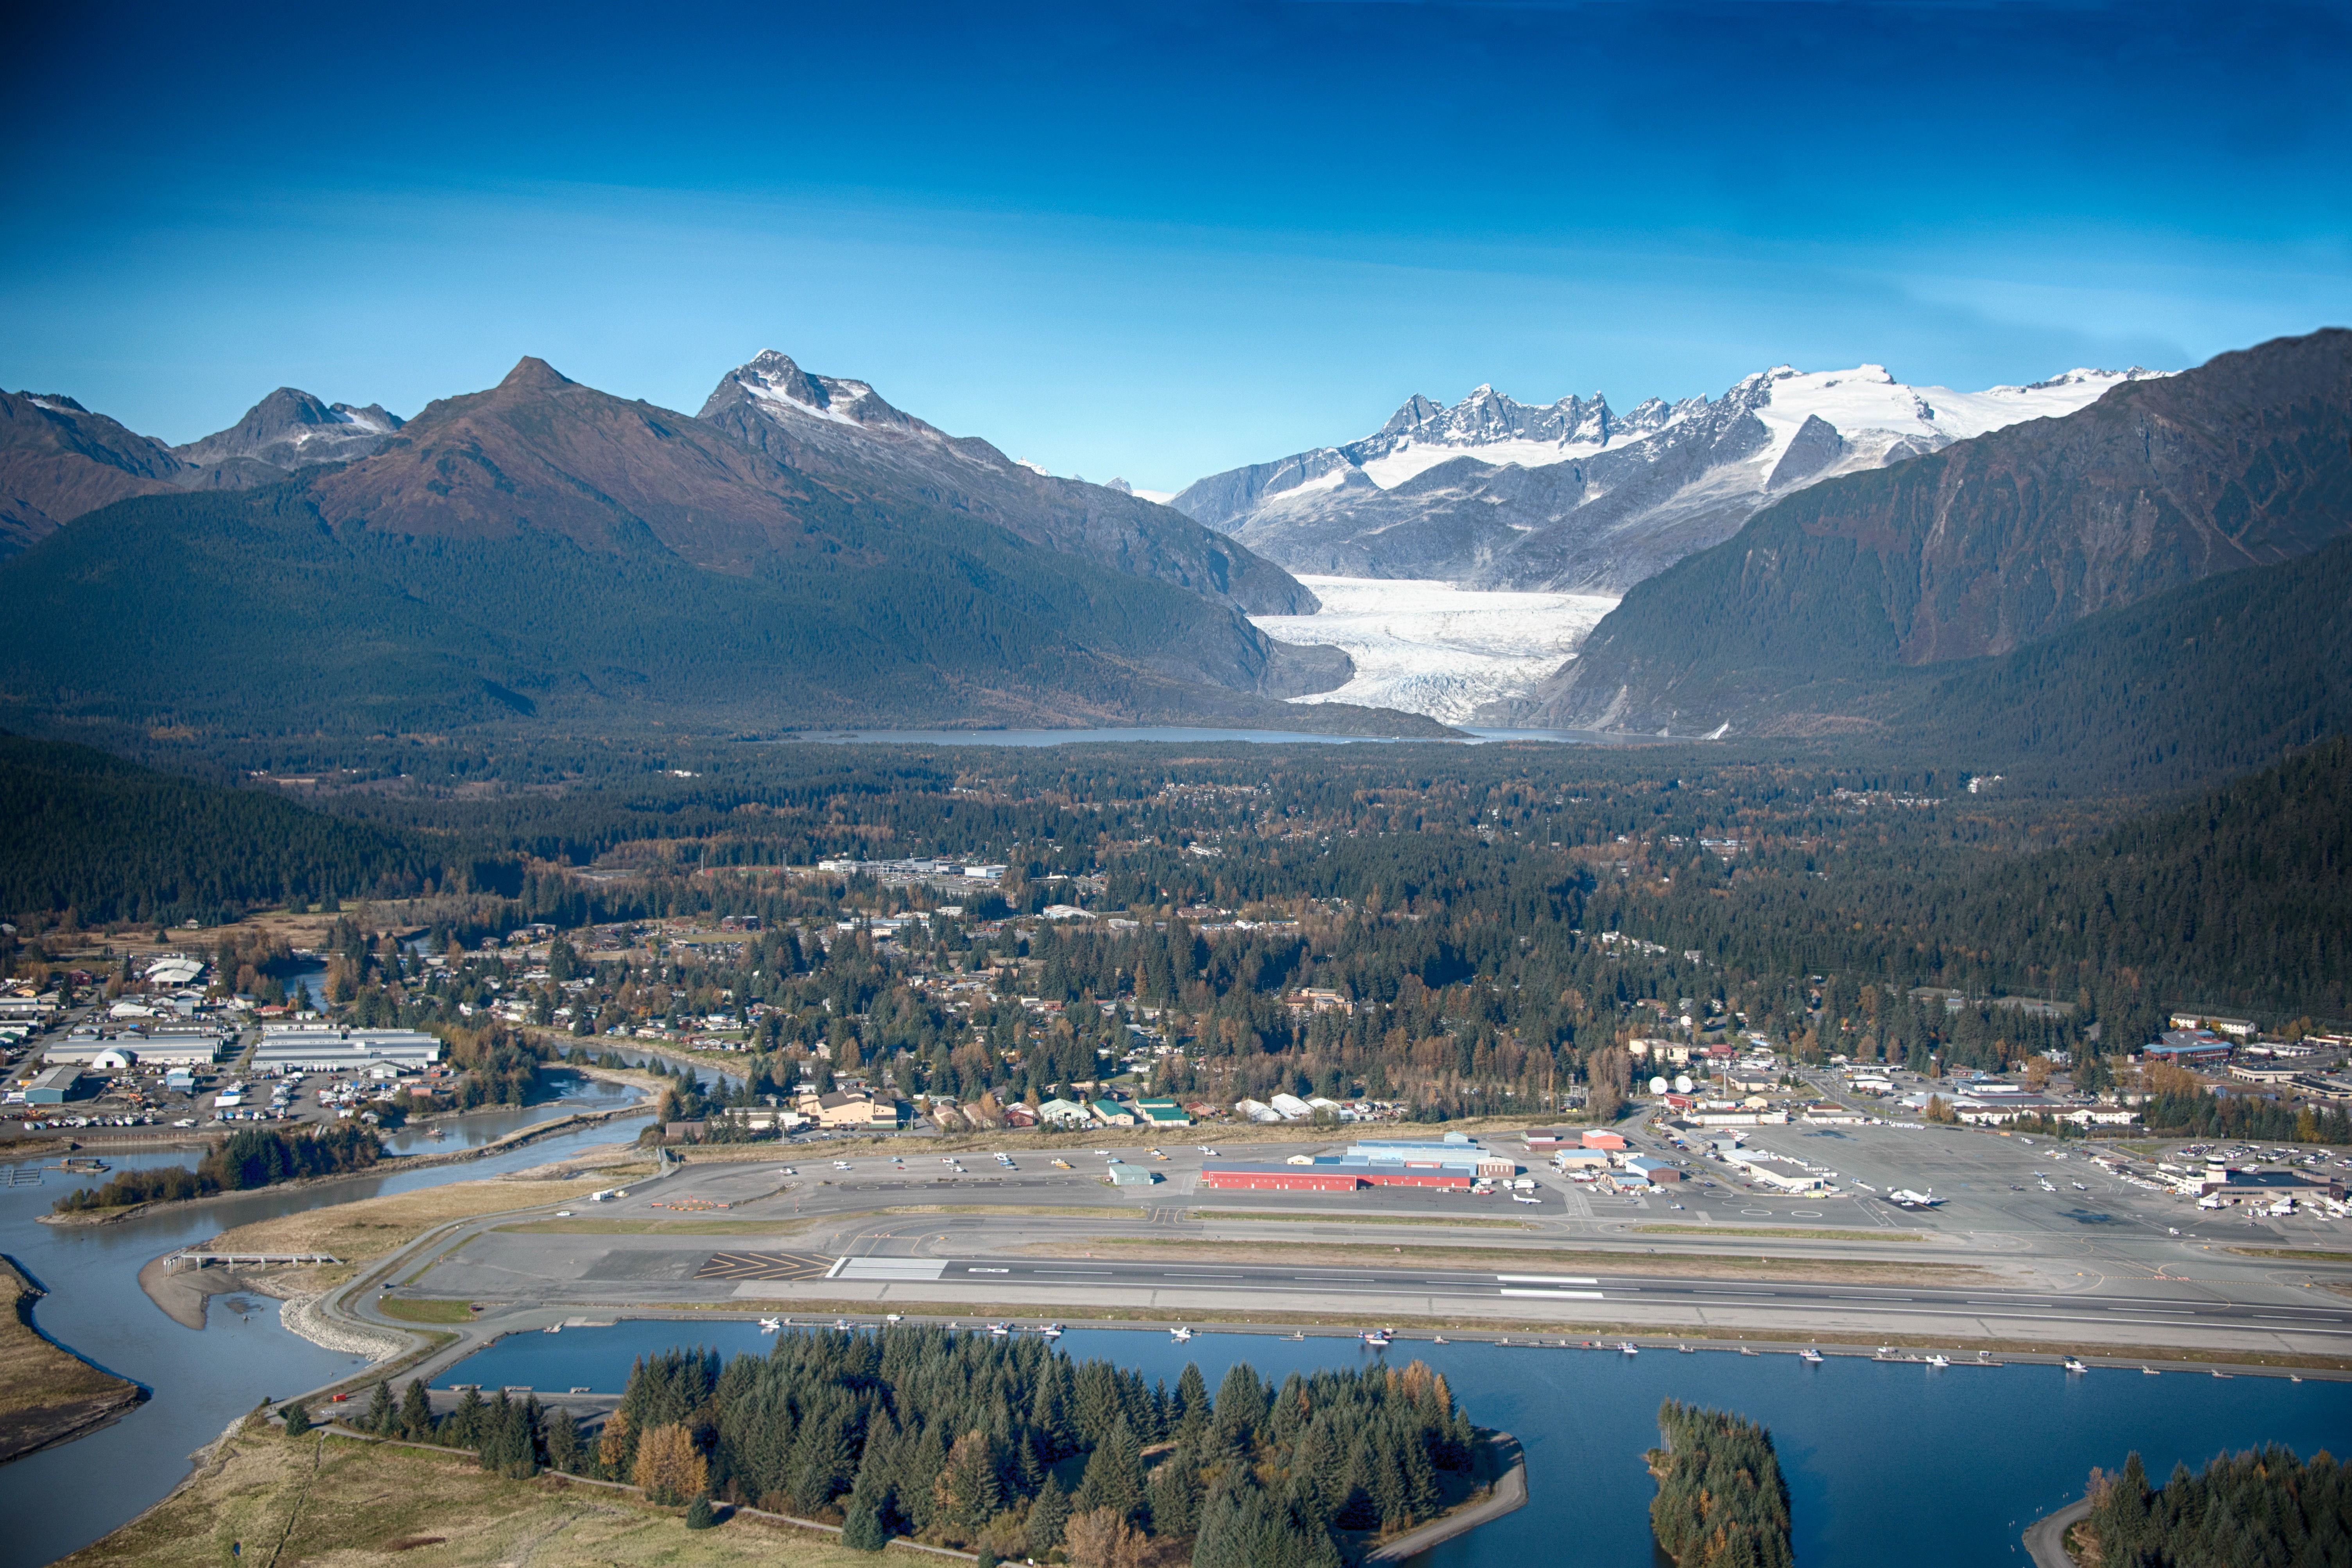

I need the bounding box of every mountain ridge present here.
[697,350,1312,615]
[1173,360,2164,593]
[1506,328,2352,744]
[0,357,1419,742]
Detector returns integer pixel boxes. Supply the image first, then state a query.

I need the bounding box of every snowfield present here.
[1253,576,1617,723]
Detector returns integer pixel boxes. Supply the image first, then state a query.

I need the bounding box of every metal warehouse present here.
[1200,1133,1516,1192]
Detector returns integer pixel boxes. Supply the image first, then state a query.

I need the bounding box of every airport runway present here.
[812,1254,2352,1344]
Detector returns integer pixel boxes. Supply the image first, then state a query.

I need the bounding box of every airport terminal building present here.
[1199,1133,1515,1192]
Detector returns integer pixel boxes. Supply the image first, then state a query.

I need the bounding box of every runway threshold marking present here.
[694,1251,838,1282]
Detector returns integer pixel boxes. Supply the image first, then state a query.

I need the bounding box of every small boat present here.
[2063,1358,2088,1373]
[758,1317,781,1333]
[1798,1348,1824,1364]
[1038,1323,1063,1339]
[1927,1355,1951,1369]
[834,1318,851,1331]
[1874,1346,1897,1360]
[1619,1341,1639,1357]
[1289,1330,1306,1340]
[1678,1344,1694,1354]
[2291,1375,2305,1383]
[2211,1370,2232,1379]
[987,1323,1009,1337]
[1362,1329,1394,1348]
[1432,1336,1449,1345]
[542,1324,561,1334]
[1739,1347,1759,1357]
[2142,1366,2160,1376]
[425,1126,447,1139]
[884,1314,902,1323]
[1170,1326,1194,1343]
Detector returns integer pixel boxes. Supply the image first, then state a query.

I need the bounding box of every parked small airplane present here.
[1887,1188,1942,1208]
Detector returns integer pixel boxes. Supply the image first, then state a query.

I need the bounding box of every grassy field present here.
[1189,1210,1536,1229]
[1016,1237,1990,1285]
[0,1257,140,1461]
[203,1153,657,1290]
[61,1423,883,1568]
[376,1298,481,1324]
[495,1217,824,1236]
[1630,1225,1923,1243]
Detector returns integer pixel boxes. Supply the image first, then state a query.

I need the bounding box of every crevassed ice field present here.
[1252,576,1618,723]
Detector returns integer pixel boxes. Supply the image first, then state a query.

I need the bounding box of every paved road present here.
[2024,1496,2091,1568]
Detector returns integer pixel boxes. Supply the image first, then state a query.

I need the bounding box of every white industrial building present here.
[47,1026,231,1068]
[248,1028,442,1073]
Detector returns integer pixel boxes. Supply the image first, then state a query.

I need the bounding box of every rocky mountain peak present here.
[172,385,406,470]
[699,349,921,437]
[498,357,574,392]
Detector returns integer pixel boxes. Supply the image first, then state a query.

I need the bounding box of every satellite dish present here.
[1674,1075,1694,1094]
[1649,1076,1669,1095]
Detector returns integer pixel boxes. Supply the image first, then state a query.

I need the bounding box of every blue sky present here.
[5,1,2348,491]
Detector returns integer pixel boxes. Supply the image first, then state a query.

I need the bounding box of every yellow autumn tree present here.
[597,1410,634,1474]
[1062,1507,1147,1568]
[632,1421,709,1505]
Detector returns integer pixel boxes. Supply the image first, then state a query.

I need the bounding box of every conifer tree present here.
[544,1406,583,1474]
[1075,1413,1146,1525]
[398,1377,432,1441]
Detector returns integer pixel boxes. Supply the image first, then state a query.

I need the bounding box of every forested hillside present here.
[1896,535,2352,790]
[0,360,1406,742]
[1522,328,2352,744]
[1961,736,2352,1020]
[0,732,437,925]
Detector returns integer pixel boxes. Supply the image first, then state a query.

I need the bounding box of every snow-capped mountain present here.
[1172,362,2167,593]
[173,387,404,473]
[694,350,1319,616]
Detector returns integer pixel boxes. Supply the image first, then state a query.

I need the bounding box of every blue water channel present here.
[441,1323,2352,1568]
[0,1072,651,1567]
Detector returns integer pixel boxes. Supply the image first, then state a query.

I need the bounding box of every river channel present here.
[440,1323,2352,1568]
[0,1071,650,1567]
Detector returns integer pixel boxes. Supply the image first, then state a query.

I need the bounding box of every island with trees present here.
[344,1327,1505,1566]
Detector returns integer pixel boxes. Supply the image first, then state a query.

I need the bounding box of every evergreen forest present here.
[48,1124,382,1212]
[1646,1401,1793,1568]
[351,1328,1485,1564]
[2084,1444,2349,1568]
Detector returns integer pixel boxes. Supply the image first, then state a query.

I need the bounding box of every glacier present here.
[1252,576,1617,723]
